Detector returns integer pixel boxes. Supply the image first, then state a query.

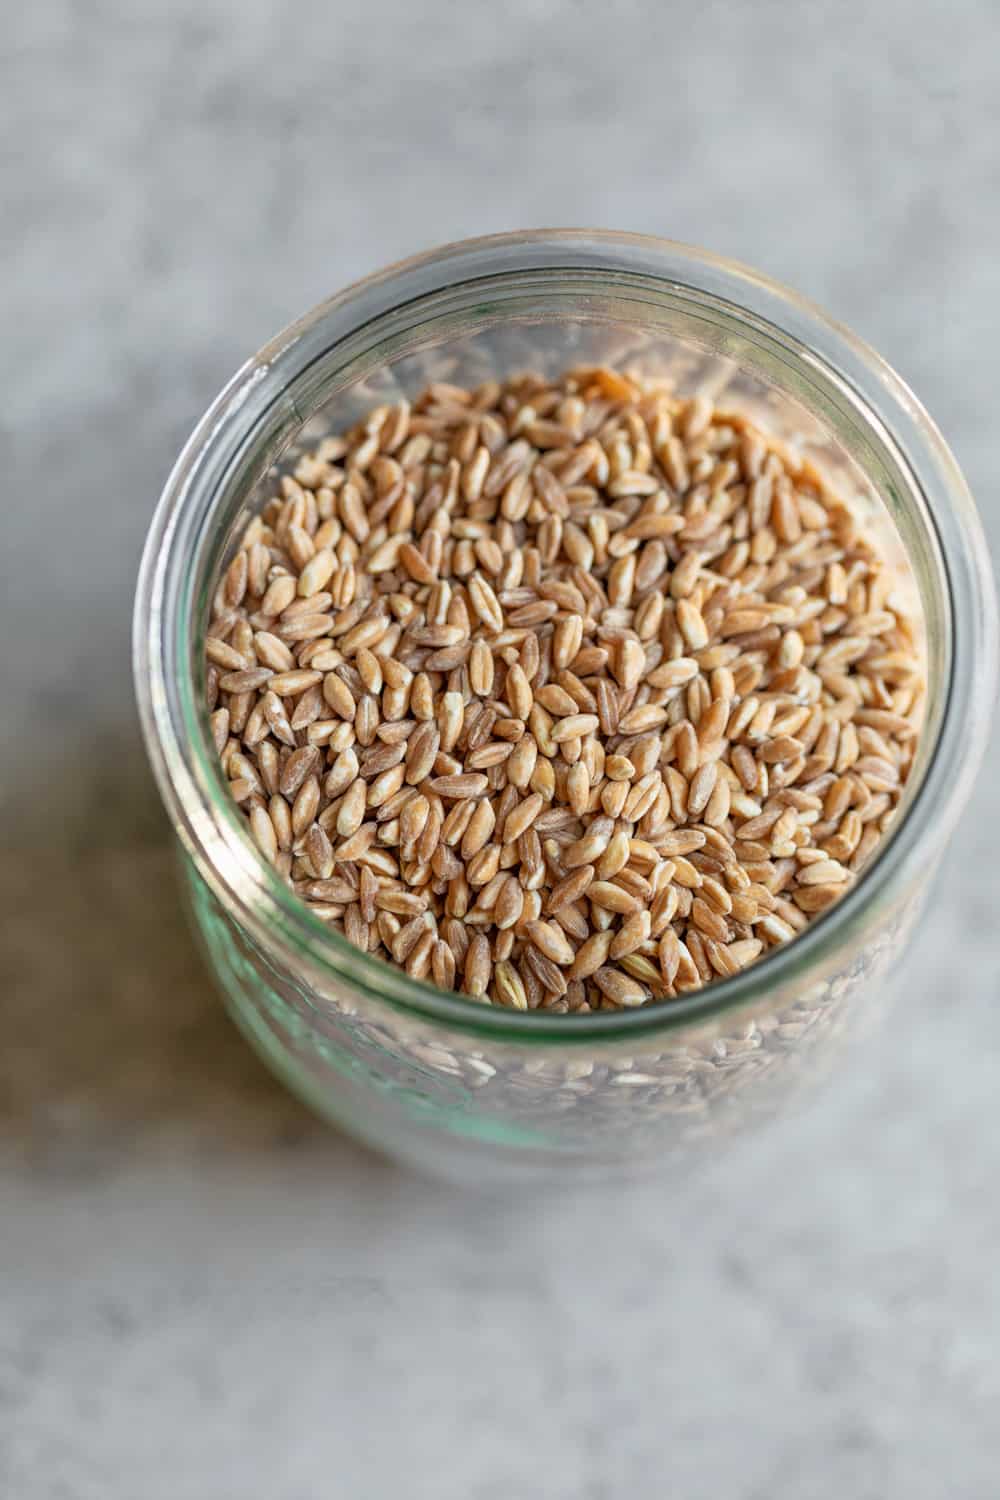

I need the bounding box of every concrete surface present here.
[4,2,1000,1496]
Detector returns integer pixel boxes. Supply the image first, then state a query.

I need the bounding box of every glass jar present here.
[134,231,996,1183]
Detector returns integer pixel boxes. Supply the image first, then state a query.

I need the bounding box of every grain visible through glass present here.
[204,367,924,1013]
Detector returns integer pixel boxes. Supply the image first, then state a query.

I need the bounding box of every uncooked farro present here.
[205,367,924,1012]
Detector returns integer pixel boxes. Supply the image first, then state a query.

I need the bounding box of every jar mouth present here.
[134,230,997,1038]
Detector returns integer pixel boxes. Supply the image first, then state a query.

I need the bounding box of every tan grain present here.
[208,369,923,1011]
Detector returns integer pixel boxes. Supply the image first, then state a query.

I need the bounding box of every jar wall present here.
[183,849,925,1181]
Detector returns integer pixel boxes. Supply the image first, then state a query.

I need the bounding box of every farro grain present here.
[593,966,648,1007]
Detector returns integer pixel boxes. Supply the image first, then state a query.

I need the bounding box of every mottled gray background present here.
[3,2,1000,1496]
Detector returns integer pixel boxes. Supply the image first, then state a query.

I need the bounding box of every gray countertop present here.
[4,3,1000,1495]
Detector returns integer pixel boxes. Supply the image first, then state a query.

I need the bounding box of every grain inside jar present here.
[204,367,924,1012]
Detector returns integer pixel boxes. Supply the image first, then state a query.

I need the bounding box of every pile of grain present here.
[204,367,923,1011]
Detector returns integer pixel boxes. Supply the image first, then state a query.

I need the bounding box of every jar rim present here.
[134,229,997,1039]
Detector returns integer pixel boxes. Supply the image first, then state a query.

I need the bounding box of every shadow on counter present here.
[0,717,393,1180]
